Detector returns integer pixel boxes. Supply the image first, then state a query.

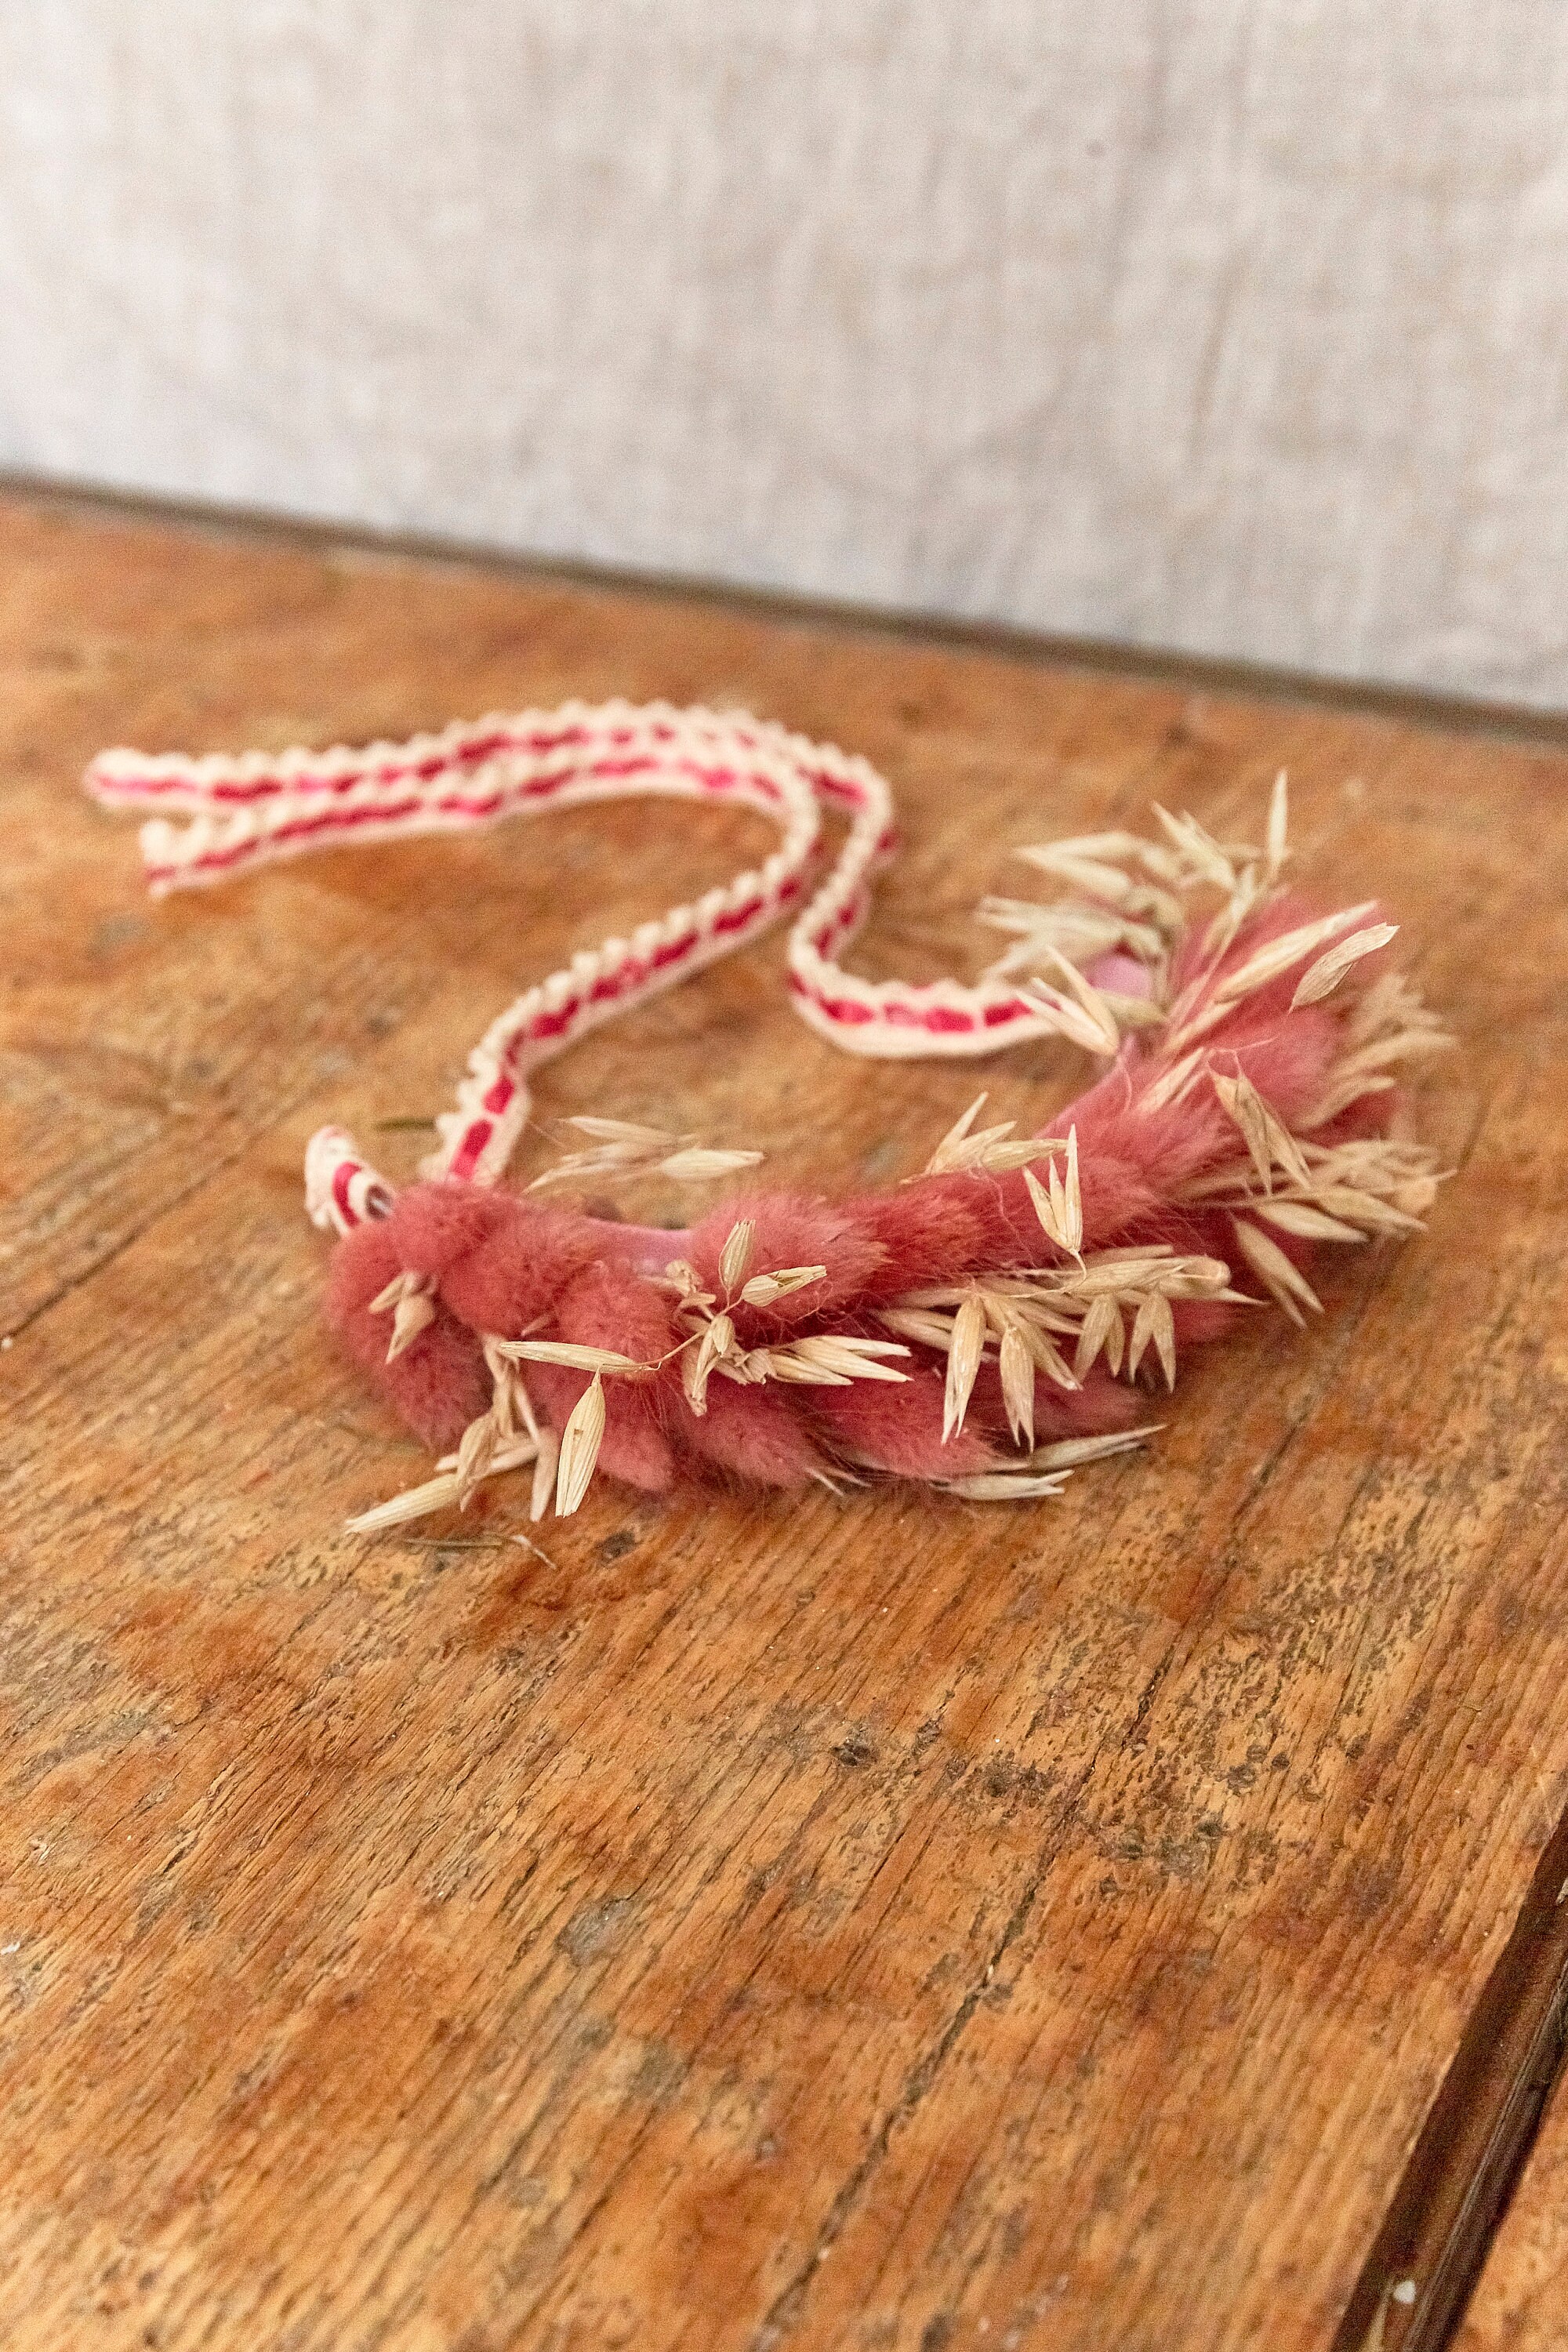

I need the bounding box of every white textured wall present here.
[2,3,1567,706]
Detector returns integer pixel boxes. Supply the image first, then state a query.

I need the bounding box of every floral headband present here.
[86,701,1446,1532]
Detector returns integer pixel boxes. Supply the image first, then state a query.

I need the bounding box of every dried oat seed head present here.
[555,1374,607,1515]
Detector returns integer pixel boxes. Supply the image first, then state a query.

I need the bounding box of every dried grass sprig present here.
[1018,954,1123,1056]
[1292,923,1399,1007]
[892,1244,1242,1442]
[1022,1124,1082,1254]
[555,1374,607,1514]
[368,1269,438,1362]
[739,1264,828,1306]
[1165,902,1381,1053]
[719,1219,755,1289]
[978,895,1160,979]
[499,1338,653,1376]
[1210,1071,1313,1194]
[529,1116,763,1192]
[920,1092,1069,1179]
[935,1424,1163,1501]
[344,1436,542,1534]
[942,1293,988,1441]
[529,1428,560,1523]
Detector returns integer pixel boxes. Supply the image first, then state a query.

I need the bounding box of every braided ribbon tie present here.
[85,700,1072,1232]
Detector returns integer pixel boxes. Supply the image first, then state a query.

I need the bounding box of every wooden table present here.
[1461,2060,1568,2350]
[3,491,1566,2352]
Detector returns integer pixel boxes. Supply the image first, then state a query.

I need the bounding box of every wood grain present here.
[2,492,1567,2352]
[1334,1805,1568,2352]
[1457,1891,1568,2352]
[1457,1979,1568,2350]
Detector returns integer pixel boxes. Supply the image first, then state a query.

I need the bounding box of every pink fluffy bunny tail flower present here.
[85,707,1450,1531]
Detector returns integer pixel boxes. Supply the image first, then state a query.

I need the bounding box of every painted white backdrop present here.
[2,2,1566,706]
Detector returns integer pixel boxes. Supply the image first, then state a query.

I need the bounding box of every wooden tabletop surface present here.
[1461,2060,1568,2350]
[3,491,1566,2352]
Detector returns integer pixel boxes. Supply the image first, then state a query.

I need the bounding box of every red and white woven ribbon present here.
[86,701,1065,1233]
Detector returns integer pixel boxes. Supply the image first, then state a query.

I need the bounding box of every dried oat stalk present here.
[528,1116,763,1192]
[974,773,1432,1071]
[920,1092,1071,1179]
[368,1269,437,1363]
[885,1245,1246,1444]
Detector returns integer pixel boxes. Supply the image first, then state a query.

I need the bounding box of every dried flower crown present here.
[87,701,1448,1530]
